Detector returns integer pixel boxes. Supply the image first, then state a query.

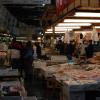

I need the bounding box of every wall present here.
[0,2,34,37]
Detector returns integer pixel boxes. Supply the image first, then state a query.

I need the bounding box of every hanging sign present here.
[56,0,64,15]
[56,0,75,15]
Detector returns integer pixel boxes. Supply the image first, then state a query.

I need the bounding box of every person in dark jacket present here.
[85,40,94,59]
[55,40,64,55]
[8,38,23,72]
[23,41,34,81]
[35,42,41,59]
[65,40,75,61]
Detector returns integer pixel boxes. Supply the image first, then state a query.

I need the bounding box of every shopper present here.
[8,38,23,71]
[79,41,87,56]
[35,42,41,59]
[65,40,75,63]
[55,40,64,55]
[23,41,34,82]
[33,43,37,60]
[85,40,94,59]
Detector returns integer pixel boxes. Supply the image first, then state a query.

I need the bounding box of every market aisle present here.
[24,76,60,100]
[24,76,46,100]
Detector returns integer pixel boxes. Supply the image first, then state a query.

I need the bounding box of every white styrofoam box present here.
[51,55,67,62]
[33,61,46,68]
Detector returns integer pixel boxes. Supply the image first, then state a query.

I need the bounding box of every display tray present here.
[0,96,37,100]
[0,81,26,96]
[0,96,21,100]
[0,69,21,79]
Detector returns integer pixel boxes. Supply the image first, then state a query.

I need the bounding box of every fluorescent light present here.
[47,29,52,31]
[42,4,45,6]
[46,27,80,32]
[46,28,73,31]
[45,31,65,33]
[55,26,80,29]
[74,31,92,33]
[94,26,100,28]
[57,23,91,26]
[75,12,100,17]
[37,37,41,40]
[64,19,100,23]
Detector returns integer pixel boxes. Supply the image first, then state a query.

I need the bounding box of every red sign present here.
[56,0,75,15]
[56,0,61,15]
[56,0,67,15]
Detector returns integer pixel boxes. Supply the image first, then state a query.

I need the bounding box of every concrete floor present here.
[24,76,60,100]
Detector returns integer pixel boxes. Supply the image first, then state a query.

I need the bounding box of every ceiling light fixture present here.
[57,23,91,26]
[46,28,73,32]
[45,31,65,33]
[74,31,93,33]
[42,3,45,6]
[94,26,100,28]
[64,19,100,23]
[55,26,80,29]
[74,12,100,17]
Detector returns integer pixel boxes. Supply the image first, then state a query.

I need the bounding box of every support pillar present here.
[51,26,55,48]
